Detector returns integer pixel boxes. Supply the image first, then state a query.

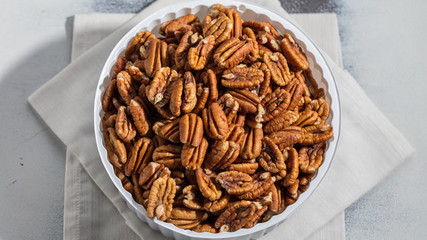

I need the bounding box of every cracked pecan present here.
[216,171,253,195]
[152,144,182,170]
[188,35,215,70]
[147,174,176,220]
[245,203,269,228]
[267,126,302,148]
[263,52,291,86]
[196,168,222,201]
[159,14,199,37]
[146,67,178,107]
[144,39,168,77]
[221,66,264,89]
[280,33,309,70]
[203,14,233,45]
[115,106,136,142]
[170,72,197,116]
[205,140,240,171]
[175,31,202,71]
[179,113,204,147]
[202,102,229,140]
[117,71,136,105]
[225,124,245,147]
[125,137,154,176]
[167,207,209,229]
[215,200,256,232]
[299,124,333,145]
[181,137,208,170]
[243,27,260,62]
[126,61,149,85]
[214,37,253,69]
[153,119,180,143]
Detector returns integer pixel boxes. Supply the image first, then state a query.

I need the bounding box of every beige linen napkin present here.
[66,12,346,240]
[28,0,415,239]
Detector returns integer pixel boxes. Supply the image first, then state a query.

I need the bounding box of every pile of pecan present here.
[101,4,333,233]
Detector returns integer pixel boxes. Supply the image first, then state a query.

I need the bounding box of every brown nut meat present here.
[216,171,253,195]
[305,98,330,124]
[125,30,156,61]
[146,67,178,107]
[203,193,230,213]
[195,168,222,201]
[125,137,154,176]
[264,110,299,133]
[217,93,240,125]
[182,185,204,210]
[228,159,259,175]
[257,31,281,52]
[280,33,309,71]
[226,89,260,114]
[261,87,291,122]
[242,21,281,38]
[225,8,242,38]
[115,106,137,142]
[153,119,180,143]
[238,172,275,200]
[125,61,149,85]
[101,79,117,112]
[293,110,319,127]
[215,200,256,232]
[175,31,200,71]
[203,14,233,46]
[147,174,176,221]
[103,129,123,169]
[299,124,333,145]
[115,170,134,194]
[202,102,229,140]
[129,98,151,136]
[214,37,253,69]
[225,124,245,147]
[179,113,204,147]
[299,143,326,173]
[113,56,126,79]
[170,72,197,116]
[249,62,271,98]
[188,35,215,70]
[144,39,169,77]
[152,144,183,170]
[138,162,170,190]
[267,126,302,148]
[259,137,287,177]
[192,224,218,233]
[181,137,208,170]
[117,71,136,105]
[281,147,299,187]
[263,52,292,86]
[285,81,304,111]
[243,27,260,63]
[268,183,286,214]
[244,203,269,228]
[159,14,199,37]
[205,140,240,171]
[221,66,264,89]
[167,207,209,229]
[200,69,219,105]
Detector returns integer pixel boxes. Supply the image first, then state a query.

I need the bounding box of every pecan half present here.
[244,203,269,228]
[200,69,219,105]
[152,144,182,170]
[153,119,180,143]
[192,224,218,233]
[299,124,333,145]
[216,171,253,195]
[214,38,253,69]
[267,126,302,149]
[138,162,170,190]
[215,200,256,232]
[281,147,299,186]
[103,129,123,169]
[144,39,168,77]
[117,71,136,105]
[228,159,259,175]
[125,61,149,85]
[203,14,233,45]
[238,172,275,200]
[182,185,204,210]
[125,30,156,61]
[188,35,215,70]
[202,102,229,140]
[305,98,330,124]
[280,33,309,70]
[217,93,240,124]
[264,110,299,133]
[147,174,176,221]
[113,57,126,79]
[240,121,263,159]
[293,110,319,127]
[181,137,208,170]
[242,27,260,63]
[249,62,270,98]
[102,79,117,112]
[167,207,209,229]
[125,137,154,176]
[269,183,286,214]
[179,113,204,147]
[129,98,151,136]
[285,81,304,111]
[115,106,136,142]
[257,31,281,52]
[159,14,199,37]
[115,169,133,194]
[226,89,260,114]
[203,193,230,213]
[221,66,264,89]
[205,140,240,171]
[146,67,178,107]
[242,21,281,38]
[195,168,222,201]
[299,143,325,173]
[259,137,286,177]
[170,72,197,116]
[263,52,291,86]
[175,31,201,71]
[225,8,242,38]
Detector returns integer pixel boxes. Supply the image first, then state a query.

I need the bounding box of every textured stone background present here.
[0,0,426,239]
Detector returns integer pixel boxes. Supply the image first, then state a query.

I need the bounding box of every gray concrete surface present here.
[0,0,426,239]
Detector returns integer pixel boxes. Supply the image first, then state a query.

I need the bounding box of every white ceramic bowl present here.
[94,1,341,239]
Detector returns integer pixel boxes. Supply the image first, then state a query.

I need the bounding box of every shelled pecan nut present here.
[238,172,275,200]
[203,193,230,213]
[285,81,304,111]
[115,106,137,142]
[144,39,169,77]
[202,102,229,140]
[217,93,240,124]
[195,168,222,201]
[263,52,292,86]
[117,71,136,105]
[216,171,253,195]
[226,89,260,114]
[280,33,309,70]
[257,31,281,52]
[125,137,154,176]
[170,71,197,116]
[125,30,156,61]
[167,207,209,229]
[203,14,233,46]
[214,200,256,232]
[243,27,260,62]
[242,21,281,38]
[129,98,151,136]
[221,66,264,89]
[146,67,178,107]
[267,126,302,148]
[138,162,170,190]
[240,121,263,159]
[299,143,326,173]
[106,127,127,164]
[204,140,240,171]
[192,224,218,233]
[299,124,333,145]
[152,144,183,170]
[102,79,117,112]
[179,113,204,147]
[259,137,286,177]
[261,87,291,122]
[214,37,253,69]
[182,185,204,210]
[153,119,180,143]
[147,174,176,220]
[159,14,199,37]
[188,35,215,70]
[281,147,299,187]
[264,110,299,133]
[181,137,208,170]
[125,61,149,84]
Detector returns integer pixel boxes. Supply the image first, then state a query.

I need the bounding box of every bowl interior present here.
[94,0,340,238]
